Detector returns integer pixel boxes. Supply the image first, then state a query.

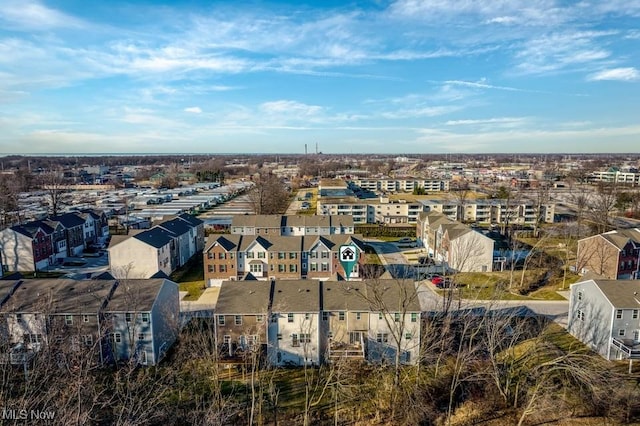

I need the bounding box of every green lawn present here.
[179,281,206,301]
[452,270,568,301]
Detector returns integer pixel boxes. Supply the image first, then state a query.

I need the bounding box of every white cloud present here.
[588,67,640,81]
[445,117,527,126]
[184,106,202,114]
[0,0,84,30]
[260,100,323,116]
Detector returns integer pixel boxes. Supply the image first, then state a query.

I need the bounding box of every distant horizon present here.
[1,1,639,154]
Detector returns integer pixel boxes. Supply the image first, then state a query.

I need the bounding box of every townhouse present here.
[269,280,323,366]
[0,278,179,366]
[576,229,640,280]
[203,234,367,286]
[0,210,110,272]
[105,278,179,365]
[109,214,204,279]
[214,279,422,366]
[230,214,354,236]
[215,281,271,358]
[569,278,640,360]
[417,211,495,272]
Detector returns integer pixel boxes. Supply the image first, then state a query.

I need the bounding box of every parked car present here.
[396,237,416,248]
[431,275,443,285]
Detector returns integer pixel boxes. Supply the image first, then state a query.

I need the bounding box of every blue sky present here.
[1,0,639,154]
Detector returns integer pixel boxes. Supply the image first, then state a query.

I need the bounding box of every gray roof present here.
[323,281,370,311]
[0,279,115,315]
[49,213,86,229]
[133,227,174,248]
[177,213,203,227]
[216,280,272,314]
[591,279,640,309]
[158,217,191,237]
[272,280,320,313]
[105,279,173,312]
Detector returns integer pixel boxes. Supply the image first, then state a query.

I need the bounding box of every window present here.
[223,335,231,344]
[411,313,418,323]
[576,309,585,321]
[125,313,132,323]
[141,313,150,323]
[405,333,413,340]
[304,313,311,320]
[138,333,145,340]
[292,334,299,347]
[619,329,626,336]
[577,291,583,301]
[321,251,329,259]
[376,333,388,343]
[208,265,215,273]
[258,252,265,259]
[83,335,93,346]
[321,262,329,272]
[218,315,225,326]
[278,264,286,272]
[271,314,278,323]
[113,333,122,344]
[207,252,213,259]
[356,312,361,320]
[311,263,317,272]
[246,252,254,258]
[290,264,298,272]
[339,311,345,321]
[276,333,282,340]
[289,252,297,259]
[394,313,401,322]
[235,315,242,325]
[250,263,262,273]
[300,333,311,343]
[288,313,294,323]
[617,309,623,319]
[82,314,90,323]
[16,313,22,322]
[220,265,227,273]
[256,315,264,322]
[379,313,383,320]
[278,252,286,259]
[65,315,73,325]
[218,252,226,259]
[634,310,639,319]
[322,312,329,321]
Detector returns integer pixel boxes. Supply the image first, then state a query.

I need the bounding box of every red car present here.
[431,276,443,285]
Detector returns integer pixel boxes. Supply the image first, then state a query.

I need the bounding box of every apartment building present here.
[590,170,640,186]
[421,200,555,225]
[576,229,640,279]
[317,197,426,225]
[204,234,366,286]
[350,178,449,193]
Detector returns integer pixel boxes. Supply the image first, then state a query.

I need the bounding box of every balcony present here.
[328,333,366,361]
[611,337,640,359]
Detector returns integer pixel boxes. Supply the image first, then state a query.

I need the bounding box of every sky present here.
[0,0,639,155]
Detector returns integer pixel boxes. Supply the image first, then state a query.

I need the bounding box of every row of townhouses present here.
[230,214,354,236]
[204,233,367,286]
[416,211,495,272]
[215,279,422,366]
[349,178,449,193]
[577,228,640,280]
[0,278,179,366]
[0,210,109,272]
[109,213,204,279]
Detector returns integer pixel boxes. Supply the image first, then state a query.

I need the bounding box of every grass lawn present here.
[171,257,204,283]
[452,269,568,301]
[179,280,206,301]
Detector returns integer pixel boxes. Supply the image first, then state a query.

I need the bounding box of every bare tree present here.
[38,169,68,216]
[246,174,290,215]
